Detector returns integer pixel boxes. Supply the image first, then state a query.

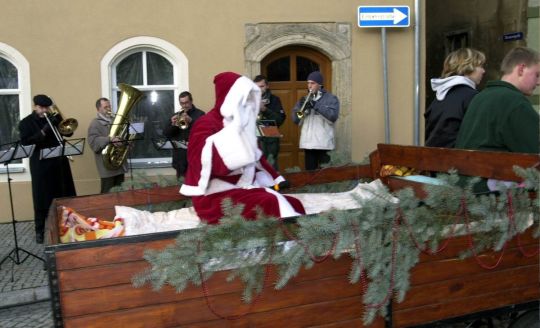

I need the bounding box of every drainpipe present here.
[413,0,421,145]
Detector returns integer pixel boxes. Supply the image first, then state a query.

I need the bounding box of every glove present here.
[273,180,291,191]
[49,114,61,126]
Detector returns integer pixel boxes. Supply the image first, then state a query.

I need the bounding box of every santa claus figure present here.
[180,72,305,224]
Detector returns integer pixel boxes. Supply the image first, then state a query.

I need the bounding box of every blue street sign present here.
[358,6,410,28]
[502,32,523,42]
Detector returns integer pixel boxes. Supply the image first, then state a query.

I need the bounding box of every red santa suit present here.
[180,72,305,224]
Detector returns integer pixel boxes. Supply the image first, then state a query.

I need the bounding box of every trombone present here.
[43,103,78,161]
[47,104,79,136]
[295,90,314,120]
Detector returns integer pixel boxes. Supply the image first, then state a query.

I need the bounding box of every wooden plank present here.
[54,238,174,270]
[62,278,369,327]
[409,246,539,286]
[59,257,355,316]
[394,264,538,309]
[376,143,539,181]
[58,254,352,292]
[393,286,538,327]
[182,297,386,328]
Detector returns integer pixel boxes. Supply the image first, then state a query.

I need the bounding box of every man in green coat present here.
[456,47,539,154]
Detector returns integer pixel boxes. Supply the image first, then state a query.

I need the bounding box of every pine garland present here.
[132,167,539,325]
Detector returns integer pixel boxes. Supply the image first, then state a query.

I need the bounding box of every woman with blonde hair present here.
[425,48,486,147]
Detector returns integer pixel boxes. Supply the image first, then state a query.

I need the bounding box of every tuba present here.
[47,103,79,136]
[102,83,143,170]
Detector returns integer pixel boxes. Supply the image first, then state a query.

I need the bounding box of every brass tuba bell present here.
[102,83,143,170]
[47,104,79,135]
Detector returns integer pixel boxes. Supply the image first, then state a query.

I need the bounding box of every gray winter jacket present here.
[293,89,339,150]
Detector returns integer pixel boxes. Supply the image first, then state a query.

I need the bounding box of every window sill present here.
[0,167,25,174]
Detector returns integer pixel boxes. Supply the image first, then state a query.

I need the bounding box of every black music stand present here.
[39,138,85,161]
[152,138,186,151]
[0,141,44,281]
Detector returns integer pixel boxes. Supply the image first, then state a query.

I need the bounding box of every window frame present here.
[100,36,188,169]
[0,42,32,177]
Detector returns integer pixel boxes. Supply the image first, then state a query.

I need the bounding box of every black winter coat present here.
[424,85,478,148]
[18,112,76,212]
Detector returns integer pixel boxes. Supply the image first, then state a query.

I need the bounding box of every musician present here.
[19,94,76,243]
[162,91,205,178]
[292,71,340,170]
[254,75,286,170]
[180,71,304,224]
[88,97,126,193]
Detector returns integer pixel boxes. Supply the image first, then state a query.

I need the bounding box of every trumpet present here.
[295,90,314,120]
[47,104,79,136]
[174,110,189,130]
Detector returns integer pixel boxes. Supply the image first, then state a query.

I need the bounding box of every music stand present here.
[39,138,85,160]
[152,138,187,150]
[0,141,44,281]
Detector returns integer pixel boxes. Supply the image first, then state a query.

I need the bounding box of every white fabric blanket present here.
[116,179,397,236]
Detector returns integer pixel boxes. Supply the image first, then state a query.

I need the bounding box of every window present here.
[0,44,31,174]
[101,37,188,169]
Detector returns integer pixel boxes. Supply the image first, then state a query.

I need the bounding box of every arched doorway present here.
[261,46,331,170]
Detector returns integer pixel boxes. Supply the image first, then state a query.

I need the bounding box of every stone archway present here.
[244,22,353,160]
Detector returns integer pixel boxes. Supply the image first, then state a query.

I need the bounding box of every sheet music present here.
[0,147,15,163]
[64,139,84,156]
[40,145,63,160]
[14,144,35,160]
[129,122,144,134]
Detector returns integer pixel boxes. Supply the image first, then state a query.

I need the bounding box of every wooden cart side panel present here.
[57,252,352,292]
[396,264,538,309]
[62,294,384,328]
[376,144,539,181]
[410,245,539,286]
[60,271,360,318]
[57,257,354,317]
[53,238,174,270]
[393,286,538,327]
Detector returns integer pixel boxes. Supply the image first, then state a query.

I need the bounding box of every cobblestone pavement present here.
[0,221,53,327]
[0,301,53,328]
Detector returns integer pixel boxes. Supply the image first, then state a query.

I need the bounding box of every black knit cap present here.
[307,71,323,85]
[33,94,53,107]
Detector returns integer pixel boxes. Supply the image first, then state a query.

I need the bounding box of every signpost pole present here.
[381,27,390,143]
[357,5,410,144]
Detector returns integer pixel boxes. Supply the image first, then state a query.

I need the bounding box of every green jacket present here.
[455,80,539,154]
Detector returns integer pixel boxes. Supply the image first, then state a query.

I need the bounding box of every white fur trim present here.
[264,188,302,218]
[213,125,256,170]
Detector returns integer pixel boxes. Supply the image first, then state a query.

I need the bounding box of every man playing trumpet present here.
[163,91,205,178]
[292,71,340,170]
[19,94,77,243]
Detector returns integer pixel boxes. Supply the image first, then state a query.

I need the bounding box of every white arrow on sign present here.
[359,8,408,25]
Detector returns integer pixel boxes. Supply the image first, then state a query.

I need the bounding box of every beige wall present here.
[0,0,420,222]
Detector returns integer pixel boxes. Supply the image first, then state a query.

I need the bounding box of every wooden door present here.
[261,46,331,170]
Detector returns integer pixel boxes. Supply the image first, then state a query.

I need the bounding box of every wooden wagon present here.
[44,144,539,327]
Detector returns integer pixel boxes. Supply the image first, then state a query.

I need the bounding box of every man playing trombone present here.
[19,94,76,243]
[292,71,340,170]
